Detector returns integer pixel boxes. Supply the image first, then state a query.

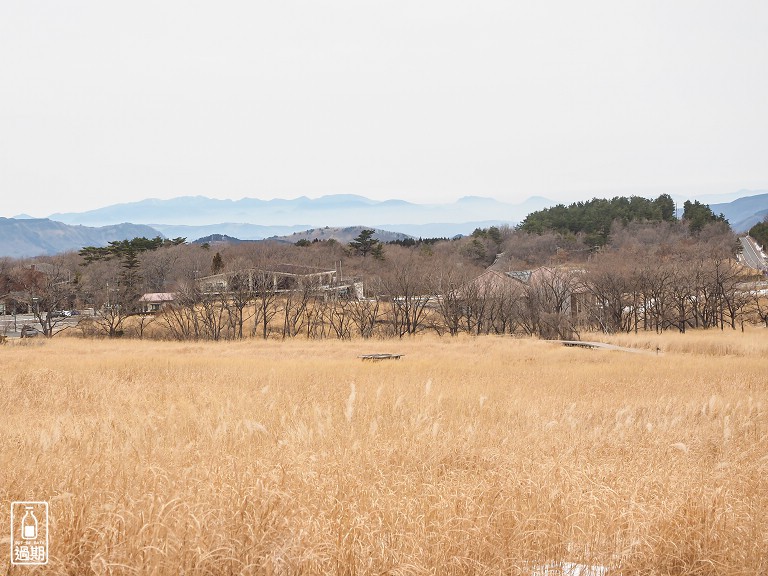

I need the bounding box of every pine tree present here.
[349,229,381,257]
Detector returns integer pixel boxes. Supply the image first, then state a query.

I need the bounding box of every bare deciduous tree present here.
[381,253,434,337]
[224,271,254,339]
[13,260,76,337]
[252,269,281,340]
[348,277,382,339]
[281,276,319,338]
[160,282,202,341]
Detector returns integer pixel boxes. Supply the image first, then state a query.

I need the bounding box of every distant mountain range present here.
[0,218,161,259]
[2,191,765,258]
[191,227,412,246]
[151,223,313,242]
[45,192,768,236]
[267,226,412,244]
[710,192,768,232]
[49,194,555,229]
[151,219,518,242]
[42,194,555,245]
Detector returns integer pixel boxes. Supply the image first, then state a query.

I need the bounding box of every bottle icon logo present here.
[11,501,48,565]
[22,506,38,539]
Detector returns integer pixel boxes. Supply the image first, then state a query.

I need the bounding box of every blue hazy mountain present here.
[0,218,162,258]
[49,194,556,228]
[149,222,313,242]
[7,191,765,257]
[709,192,768,232]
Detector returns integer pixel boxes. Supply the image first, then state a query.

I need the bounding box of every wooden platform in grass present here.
[359,353,403,361]
[561,340,600,349]
[559,340,659,354]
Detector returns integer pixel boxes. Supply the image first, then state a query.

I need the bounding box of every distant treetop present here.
[79,236,186,265]
[681,200,728,234]
[518,194,680,246]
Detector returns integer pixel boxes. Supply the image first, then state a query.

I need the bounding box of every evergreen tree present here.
[349,229,381,257]
[682,200,728,234]
[371,242,385,261]
[654,193,676,221]
[211,252,224,274]
[518,194,684,246]
[118,247,142,313]
[748,217,768,248]
[487,226,503,248]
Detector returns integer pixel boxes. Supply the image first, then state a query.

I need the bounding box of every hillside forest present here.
[1,194,765,341]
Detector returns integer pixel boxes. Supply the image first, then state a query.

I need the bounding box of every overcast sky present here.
[2,1,767,218]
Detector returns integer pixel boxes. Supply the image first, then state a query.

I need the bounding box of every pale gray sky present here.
[2,1,767,217]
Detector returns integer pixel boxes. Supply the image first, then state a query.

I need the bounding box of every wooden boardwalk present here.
[359,353,403,361]
[558,341,660,354]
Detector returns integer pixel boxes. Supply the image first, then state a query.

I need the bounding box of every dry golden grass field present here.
[1,330,767,575]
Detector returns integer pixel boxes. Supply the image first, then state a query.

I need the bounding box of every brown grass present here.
[1,331,767,574]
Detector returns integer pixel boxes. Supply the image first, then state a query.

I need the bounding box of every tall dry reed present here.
[1,332,766,574]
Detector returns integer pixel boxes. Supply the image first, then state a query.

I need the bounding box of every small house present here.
[139,293,176,313]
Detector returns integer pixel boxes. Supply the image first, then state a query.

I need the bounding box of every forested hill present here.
[518,194,678,246]
[0,218,162,258]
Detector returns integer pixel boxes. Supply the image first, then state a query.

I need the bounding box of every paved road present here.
[0,313,81,338]
[740,236,767,270]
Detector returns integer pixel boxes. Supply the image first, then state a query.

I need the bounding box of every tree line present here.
[749,217,768,248]
[1,199,765,340]
[517,194,730,247]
